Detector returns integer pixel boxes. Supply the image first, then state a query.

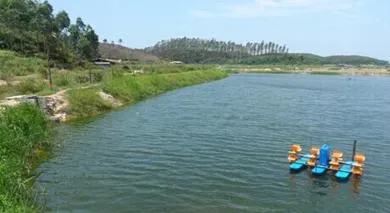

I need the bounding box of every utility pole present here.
[46,33,56,90]
[47,46,52,90]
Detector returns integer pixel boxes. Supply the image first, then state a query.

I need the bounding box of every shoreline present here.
[1,70,228,123]
[227,66,390,76]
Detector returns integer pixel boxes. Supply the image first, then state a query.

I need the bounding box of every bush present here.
[0,50,46,77]
[90,70,104,82]
[74,74,90,84]
[17,78,48,94]
[54,72,74,87]
[68,89,113,117]
[0,104,50,212]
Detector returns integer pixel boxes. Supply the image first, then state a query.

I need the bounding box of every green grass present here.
[0,104,51,212]
[328,67,342,71]
[0,50,46,80]
[68,88,113,118]
[242,70,295,74]
[17,78,49,95]
[310,71,341,75]
[68,69,227,119]
[0,85,18,99]
[103,69,227,103]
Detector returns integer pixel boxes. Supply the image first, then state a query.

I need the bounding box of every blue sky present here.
[49,0,389,60]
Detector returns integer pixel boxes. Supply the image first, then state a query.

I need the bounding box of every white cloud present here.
[191,0,359,18]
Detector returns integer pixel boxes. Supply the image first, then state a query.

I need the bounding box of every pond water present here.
[37,74,390,213]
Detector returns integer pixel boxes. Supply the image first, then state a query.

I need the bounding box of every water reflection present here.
[288,170,362,196]
[351,175,362,195]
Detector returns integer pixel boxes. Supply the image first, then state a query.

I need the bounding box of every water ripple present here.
[37,74,390,213]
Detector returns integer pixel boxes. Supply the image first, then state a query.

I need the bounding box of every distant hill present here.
[145,37,388,65]
[284,53,388,66]
[99,43,160,63]
[320,55,388,65]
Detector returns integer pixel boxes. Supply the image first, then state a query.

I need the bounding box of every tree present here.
[0,0,100,67]
[55,10,70,32]
[118,38,123,45]
[103,38,108,43]
[145,37,290,64]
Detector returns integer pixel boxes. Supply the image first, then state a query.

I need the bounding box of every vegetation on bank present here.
[0,104,51,212]
[0,50,46,79]
[0,48,221,99]
[145,37,388,66]
[68,69,227,119]
[146,37,289,64]
[0,0,99,67]
[310,71,341,75]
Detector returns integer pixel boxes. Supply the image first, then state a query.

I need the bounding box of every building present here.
[169,61,184,64]
[93,58,122,68]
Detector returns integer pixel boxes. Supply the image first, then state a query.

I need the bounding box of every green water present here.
[37,74,390,213]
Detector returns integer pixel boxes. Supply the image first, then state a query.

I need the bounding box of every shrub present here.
[74,74,90,84]
[0,104,50,212]
[68,89,113,117]
[54,72,74,87]
[0,50,46,77]
[90,70,104,82]
[17,78,48,94]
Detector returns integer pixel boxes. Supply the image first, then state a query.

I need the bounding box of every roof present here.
[94,62,111,65]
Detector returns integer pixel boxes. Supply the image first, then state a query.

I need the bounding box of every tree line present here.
[145,37,292,64]
[147,37,288,56]
[0,0,99,66]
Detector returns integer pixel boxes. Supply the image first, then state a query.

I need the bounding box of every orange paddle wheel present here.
[288,144,302,163]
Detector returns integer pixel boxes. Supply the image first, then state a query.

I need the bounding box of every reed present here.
[0,104,51,212]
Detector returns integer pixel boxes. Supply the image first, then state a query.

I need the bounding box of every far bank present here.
[222,65,390,76]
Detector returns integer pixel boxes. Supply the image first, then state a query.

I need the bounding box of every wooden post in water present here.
[352,140,357,161]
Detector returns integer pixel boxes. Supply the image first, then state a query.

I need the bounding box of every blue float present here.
[335,161,353,181]
[289,155,311,172]
[312,144,330,175]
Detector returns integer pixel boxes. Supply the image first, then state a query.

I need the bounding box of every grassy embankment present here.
[0,104,51,212]
[222,64,389,76]
[68,69,227,119]
[1,49,226,101]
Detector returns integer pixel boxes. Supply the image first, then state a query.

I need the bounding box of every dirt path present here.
[1,84,121,122]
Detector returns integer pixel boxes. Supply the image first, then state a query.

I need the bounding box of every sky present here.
[49,0,390,61]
